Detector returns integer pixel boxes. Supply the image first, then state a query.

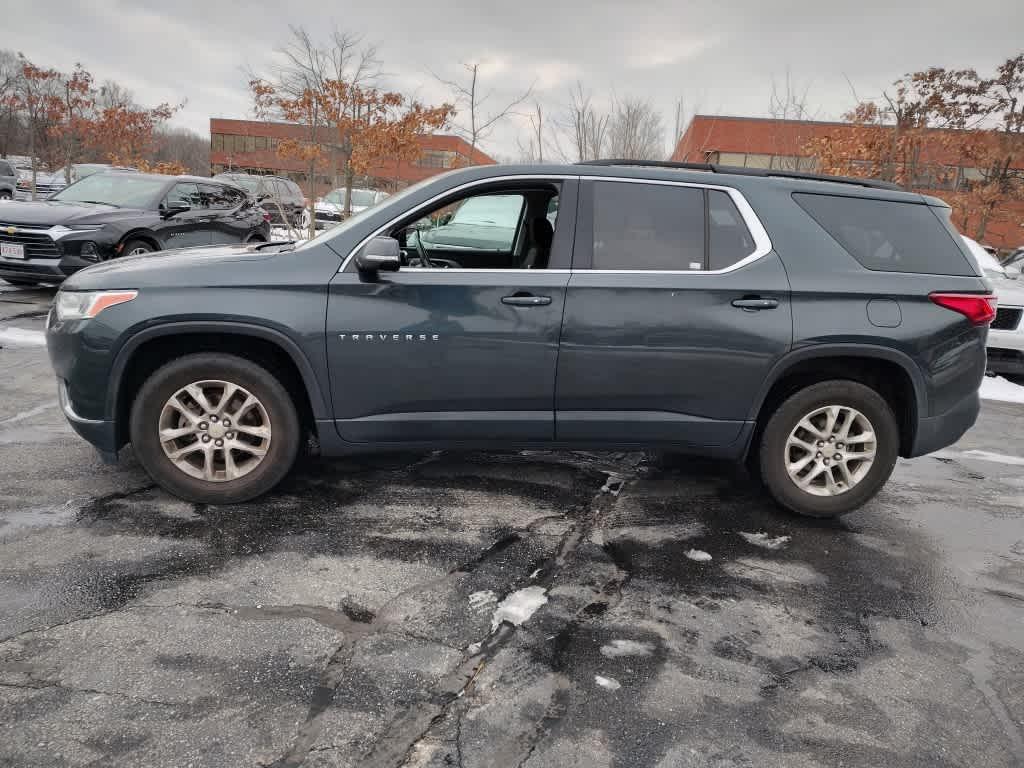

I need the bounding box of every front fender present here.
[107,321,330,422]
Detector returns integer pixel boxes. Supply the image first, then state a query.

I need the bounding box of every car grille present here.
[992,307,1023,331]
[0,224,59,259]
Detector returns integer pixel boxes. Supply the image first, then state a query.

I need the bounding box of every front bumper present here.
[987,315,1024,376]
[57,378,118,458]
[0,254,101,283]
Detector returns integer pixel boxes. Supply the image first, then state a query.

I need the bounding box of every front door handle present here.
[502,293,552,307]
[731,297,779,310]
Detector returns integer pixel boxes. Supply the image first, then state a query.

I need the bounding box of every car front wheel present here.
[129,353,300,504]
[758,380,899,518]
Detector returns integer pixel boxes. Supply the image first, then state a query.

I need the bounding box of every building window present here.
[415,150,457,169]
[270,137,280,150]
[255,135,268,151]
[212,133,224,152]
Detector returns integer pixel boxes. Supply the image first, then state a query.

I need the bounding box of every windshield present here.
[351,190,376,207]
[51,174,168,207]
[233,176,262,193]
[296,177,436,252]
[324,190,345,205]
[450,194,523,226]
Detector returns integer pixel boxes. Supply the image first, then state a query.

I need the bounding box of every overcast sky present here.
[5,0,1021,160]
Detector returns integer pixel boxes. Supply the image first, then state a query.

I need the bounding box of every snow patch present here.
[530,568,543,579]
[980,375,1024,405]
[600,639,654,658]
[491,586,548,630]
[595,675,621,690]
[468,590,497,612]
[466,641,483,655]
[739,531,791,550]
[600,473,625,495]
[686,549,712,562]
[0,328,46,347]
[608,522,704,545]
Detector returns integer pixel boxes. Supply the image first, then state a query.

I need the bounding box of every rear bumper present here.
[908,388,979,458]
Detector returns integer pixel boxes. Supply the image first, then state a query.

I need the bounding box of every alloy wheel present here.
[784,405,876,496]
[158,379,271,482]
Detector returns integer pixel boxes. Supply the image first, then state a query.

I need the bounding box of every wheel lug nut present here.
[210,415,218,422]
[824,459,830,465]
[837,442,844,450]
[227,432,235,439]
[215,439,223,447]
[834,453,841,461]
[199,422,208,430]
[202,435,210,443]
[816,451,822,458]
[817,441,824,447]
[222,419,230,427]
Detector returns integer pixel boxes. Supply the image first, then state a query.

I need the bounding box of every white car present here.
[963,236,1024,379]
[313,187,388,228]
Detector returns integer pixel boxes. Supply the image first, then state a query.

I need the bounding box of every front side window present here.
[417,193,525,256]
[592,182,704,270]
[165,182,202,208]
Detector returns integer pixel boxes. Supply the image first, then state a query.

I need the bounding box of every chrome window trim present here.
[338,173,773,275]
[580,175,772,275]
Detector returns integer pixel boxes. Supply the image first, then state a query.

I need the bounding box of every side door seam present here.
[552,178,584,440]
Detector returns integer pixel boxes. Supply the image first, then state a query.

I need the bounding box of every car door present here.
[555,178,792,447]
[156,182,213,249]
[325,179,577,443]
[200,183,250,243]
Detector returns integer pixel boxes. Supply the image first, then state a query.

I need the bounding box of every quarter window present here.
[708,190,755,271]
[592,182,705,271]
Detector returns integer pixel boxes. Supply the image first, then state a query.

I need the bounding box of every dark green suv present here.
[45,161,994,517]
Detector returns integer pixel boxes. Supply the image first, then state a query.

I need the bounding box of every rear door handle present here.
[502,293,552,307]
[731,297,779,310]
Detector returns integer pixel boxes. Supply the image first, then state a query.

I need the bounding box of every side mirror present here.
[355,236,401,276]
[257,193,271,203]
[162,202,190,219]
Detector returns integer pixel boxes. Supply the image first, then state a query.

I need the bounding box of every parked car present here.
[0,158,16,200]
[14,165,66,200]
[1004,246,1024,277]
[314,187,387,227]
[68,163,138,182]
[963,236,1024,379]
[214,173,309,229]
[46,161,994,516]
[0,172,269,286]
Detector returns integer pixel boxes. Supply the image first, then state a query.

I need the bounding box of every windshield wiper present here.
[78,200,119,207]
[254,240,296,252]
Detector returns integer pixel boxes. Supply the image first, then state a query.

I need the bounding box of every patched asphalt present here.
[1,283,1023,768]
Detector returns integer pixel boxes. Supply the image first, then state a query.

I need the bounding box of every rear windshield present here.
[793,193,975,276]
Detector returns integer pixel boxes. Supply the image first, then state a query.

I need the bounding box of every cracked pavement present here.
[1,284,1023,767]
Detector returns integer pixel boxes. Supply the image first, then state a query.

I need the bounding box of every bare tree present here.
[250,25,380,237]
[153,125,209,175]
[516,101,546,163]
[0,50,22,157]
[606,96,664,160]
[558,81,608,162]
[434,63,533,161]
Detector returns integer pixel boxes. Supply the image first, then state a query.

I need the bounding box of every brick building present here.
[671,115,1024,249]
[208,118,495,198]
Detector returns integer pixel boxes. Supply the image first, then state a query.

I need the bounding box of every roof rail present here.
[576,159,904,192]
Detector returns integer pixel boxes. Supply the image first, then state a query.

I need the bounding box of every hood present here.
[991,275,1024,309]
[0,200,140,226]
[63,242,293,291]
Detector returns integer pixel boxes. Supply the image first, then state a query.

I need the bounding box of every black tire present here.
[758,380,899,518]
[121,238,155,257]
[0,191,12,200]
[129,353,300,504]
[2,278,40,287]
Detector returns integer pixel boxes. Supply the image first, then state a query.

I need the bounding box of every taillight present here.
[929,293,997,325]
[261,209,270,223]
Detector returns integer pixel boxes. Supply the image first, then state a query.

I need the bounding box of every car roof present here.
[430,162,929,204]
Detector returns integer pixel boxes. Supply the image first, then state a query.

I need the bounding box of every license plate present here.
[0,242,25,259]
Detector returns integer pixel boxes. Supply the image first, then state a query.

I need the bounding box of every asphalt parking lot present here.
[1,284,1023,768]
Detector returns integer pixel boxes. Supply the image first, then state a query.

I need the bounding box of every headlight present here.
[55,290,137,321]
[49,225,104,240]
[80,242,99,259]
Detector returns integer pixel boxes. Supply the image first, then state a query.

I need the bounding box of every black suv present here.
[214,172,308,229]
[0,172,270,286]
[45,161,994,516]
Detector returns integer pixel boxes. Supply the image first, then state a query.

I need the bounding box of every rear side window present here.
[793,193,974,276]
[592,181,705,270]
[0,161,12,176]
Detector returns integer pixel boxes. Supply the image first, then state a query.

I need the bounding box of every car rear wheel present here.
[122,239,155,257]
[0,190,11,200]
[129,353,300,504]
[758,380,899,518]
